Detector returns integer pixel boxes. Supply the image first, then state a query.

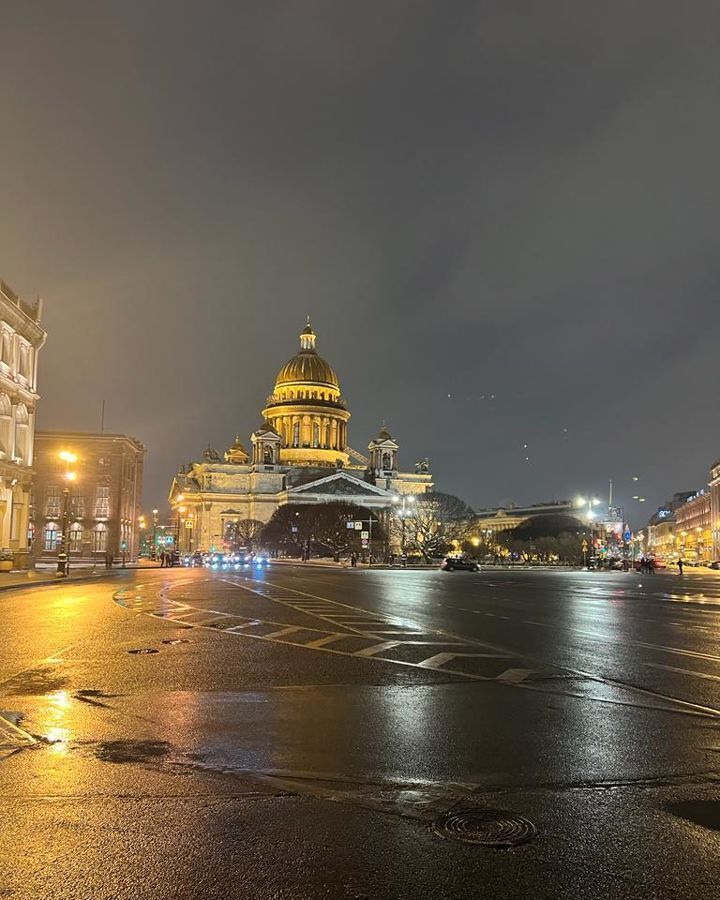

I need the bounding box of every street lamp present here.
[151,508,159,560]
[392,494,416,563]
[576,496,600,566]
[57,451,77,576]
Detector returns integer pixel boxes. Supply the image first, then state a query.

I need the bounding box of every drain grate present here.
[433,808,537,848]
[127,648,159,655]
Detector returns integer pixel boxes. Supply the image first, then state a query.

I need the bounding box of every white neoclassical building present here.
[169,321,432,552]
[0,279,46,566]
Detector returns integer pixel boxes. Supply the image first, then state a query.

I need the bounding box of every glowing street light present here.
[57,450,78,576]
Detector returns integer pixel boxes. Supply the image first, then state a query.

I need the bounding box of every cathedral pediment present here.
[287,471,391,498]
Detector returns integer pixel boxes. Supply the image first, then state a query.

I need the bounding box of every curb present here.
[0,570,124,596]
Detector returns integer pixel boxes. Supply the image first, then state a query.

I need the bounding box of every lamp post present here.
[151,508,159,560]
[57,450,77,576]
[392,494,416,564]
[576,496,601,568]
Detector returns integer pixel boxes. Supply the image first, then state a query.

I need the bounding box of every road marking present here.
[303,634,348,649]
[497,668,537,684]
[644,662,720,683]
[354,641,403,657]
[261,626,305,640]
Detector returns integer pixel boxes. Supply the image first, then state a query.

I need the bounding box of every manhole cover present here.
[433,808,537,847]
[127,648,159,655]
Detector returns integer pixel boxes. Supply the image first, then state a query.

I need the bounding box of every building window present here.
[0,329,11,366]
[292,422,300,447]
[46,485,61,517]
[263,446,273,464]
[95,486,110,518]
[97,456,110,471]
[312,422,320,448]
[0,393,11,457]
[43,523,59,551]
[14,403,28,462]
[17,344,29,380]
[324,424,330,447]
[382,452,392,470]
[70,488,85,518]
[92,523,107,552]
[69,522,83,551]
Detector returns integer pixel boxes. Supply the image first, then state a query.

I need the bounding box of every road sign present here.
[361,531,369,540]
[361,540,369,548]
[623,530,631,542]
[346,521,354,529]
[354,522,362,530]
[581,540,588,550]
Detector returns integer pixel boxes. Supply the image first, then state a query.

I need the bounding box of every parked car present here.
[440,556,480,572]
[707,561,720,570]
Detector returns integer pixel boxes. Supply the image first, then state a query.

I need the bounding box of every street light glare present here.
[575,496,586,506]
[59,450,77,463]
[65,471,77,481]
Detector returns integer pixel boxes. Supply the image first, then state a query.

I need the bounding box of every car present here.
[441,556,479,572]
[181,551,204,567]
[707,561,720,570]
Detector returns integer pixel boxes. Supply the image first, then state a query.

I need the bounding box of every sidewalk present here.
[0,566,121,594]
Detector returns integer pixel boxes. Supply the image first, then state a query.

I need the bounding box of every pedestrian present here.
[159,550,166,568]
[677,558,684,575]
[350,552,357,567]
[105,550,113,570]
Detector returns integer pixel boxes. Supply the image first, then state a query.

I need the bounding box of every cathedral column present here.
[330,420,338,450]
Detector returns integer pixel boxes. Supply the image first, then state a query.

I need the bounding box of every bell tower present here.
[368,424,399,477]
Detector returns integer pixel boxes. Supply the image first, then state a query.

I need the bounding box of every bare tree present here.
[261,502,385,560]
[400,492,475,562]
[225,518,264,551]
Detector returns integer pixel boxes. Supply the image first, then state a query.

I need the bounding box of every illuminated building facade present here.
[472,500,576,538]
[710,458,720,561]
[674,490,712,563]
[0,279,46,568]
[32,432,145,564]
[169,322,432,552]
[645,492,694,561]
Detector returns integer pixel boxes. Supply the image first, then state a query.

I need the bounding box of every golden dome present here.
[274,321,339,388]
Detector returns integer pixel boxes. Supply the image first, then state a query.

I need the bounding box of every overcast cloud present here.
[1,1,719,522]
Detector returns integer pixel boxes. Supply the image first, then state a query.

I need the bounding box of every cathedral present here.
[169,321,432,551]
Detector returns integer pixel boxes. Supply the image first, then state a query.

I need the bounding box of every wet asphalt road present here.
[0,564,718,899]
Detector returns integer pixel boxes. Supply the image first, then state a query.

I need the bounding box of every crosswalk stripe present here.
[354,641,403,657]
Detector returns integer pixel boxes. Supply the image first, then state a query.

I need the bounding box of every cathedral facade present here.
[169,322,432,552]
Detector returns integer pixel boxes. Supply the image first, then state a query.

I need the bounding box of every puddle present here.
[91,739,171,764]
[667,799,720,831]
[2,667,69,696]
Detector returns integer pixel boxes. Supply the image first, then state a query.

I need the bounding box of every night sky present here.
[1,2,719,523]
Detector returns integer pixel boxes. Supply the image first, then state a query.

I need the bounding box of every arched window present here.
[289,391,294,399]
[312,422,320,448]
[18,344,29,379]
[14,403,28,462]
[0,329,11,366]
[92,523,107,553]
[43,522,58,551]
[69,522,83,552]
[292,422,300,447]
[0,393,11,457]
[324,424,330,447]
[263,446,273,464]
[382,452,392,470]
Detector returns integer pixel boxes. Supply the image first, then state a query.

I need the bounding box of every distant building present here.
[710,458,720,561]
[32,432,145,564]
[473,500,576,537]
[0,279,46,568]
[645,492,695,561]
[675,490,712,562]
[168,322,432,553]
